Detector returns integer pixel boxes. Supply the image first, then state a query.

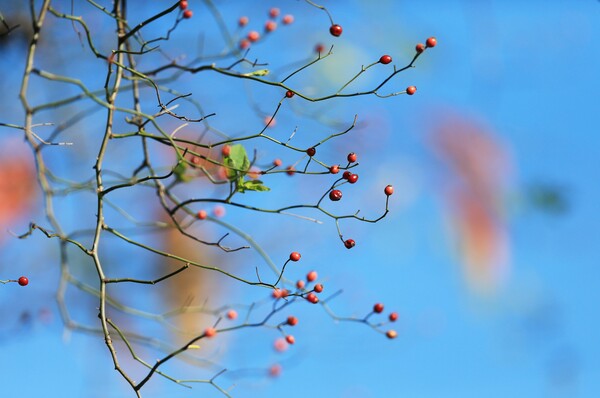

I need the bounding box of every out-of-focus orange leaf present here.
[430,114,512,294]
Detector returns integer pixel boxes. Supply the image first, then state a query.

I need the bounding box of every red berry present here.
[406,86,417,95]
[314,283,324,293]
[342,170,352,180]
[247,30,260,42]
[264,115,276,127]
[373,303,384,313]
[273,288,289,299]
[306,292,319,304]
[213,205,225,217]
[227,309,238,320]
[183,10,193,19]
[386,330,398,339]
[329,189,342,201]
[344,239,355,249]
[329,165,339,174]
[287,316,298,326]
[265,20,277,33]
[269,8,280,18]
[274,338,288,352]
[239,39,250,50]
[18,276,29,286]
[306,270,318,282]
[197,210,207,220]
[379,55,392,64]
[306,147,316,157]
[329,24,343,37]
[389,312,399,322]
[315,43,325,53]
[416,43,425,53]
[426,37,437,48]
[205,327,217,338]
[222,145,231,157]
[285,90,294,98]
[179,0,188,10]
[238,16,249,27]
[296,280,305,289]
[347,152,357,163]
[269,364,282,377]
[285,335,295,344]
[286,166,295,176]
[347,173,358,184]
[273,158,282,167]
[282,14,294,25]
[384,185,394,196]
[289,252,301,262]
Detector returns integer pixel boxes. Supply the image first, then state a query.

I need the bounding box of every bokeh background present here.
[0,1,598,397]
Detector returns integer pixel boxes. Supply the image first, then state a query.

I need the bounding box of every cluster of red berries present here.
[179,1,193,19]
[237,8,295,49]
[372,303,398,339]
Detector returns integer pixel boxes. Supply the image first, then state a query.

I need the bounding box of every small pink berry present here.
[197,210,207,220]
[289,252,301,262]
[227,309,238,320]
[238,16,249,27]
[264,115,276,127]
[265,20,277,33]
[239,39,250,50]
[386,330,398,339]
[273,158,282,167]
[274,338,288,352]
[315,43,325,53]
[247,30,260,42]
[347,152,357,163]
[269,364,282,377]
[282,14,294,25]
[329,165,340,174]
[286,165,295,176]
[314,283,324,293]
[204,327,217,338]
[285,335,295,344]
[182,10,193,19]
[221,145,231,157]
[406,86,417,95]
[287,316,298,326]
[213,205,226,218]
[426,37,437,48]
[384,185,394,196]
[269,8,280,18]
[416,43,425,53]
[179,1,188,10]
[306,270,318,282]
[389,312,399,322]
[296,280,305,290]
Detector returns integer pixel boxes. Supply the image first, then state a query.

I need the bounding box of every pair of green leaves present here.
[223,144,270,193]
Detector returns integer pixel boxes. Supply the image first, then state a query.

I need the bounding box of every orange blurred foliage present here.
[430,114,512,294]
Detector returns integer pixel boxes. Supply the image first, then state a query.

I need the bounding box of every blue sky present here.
[1,1,599,397]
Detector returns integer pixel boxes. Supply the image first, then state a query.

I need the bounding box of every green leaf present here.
[239,180,270,193]
[173,161,192,182]
[224,144,250,181]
